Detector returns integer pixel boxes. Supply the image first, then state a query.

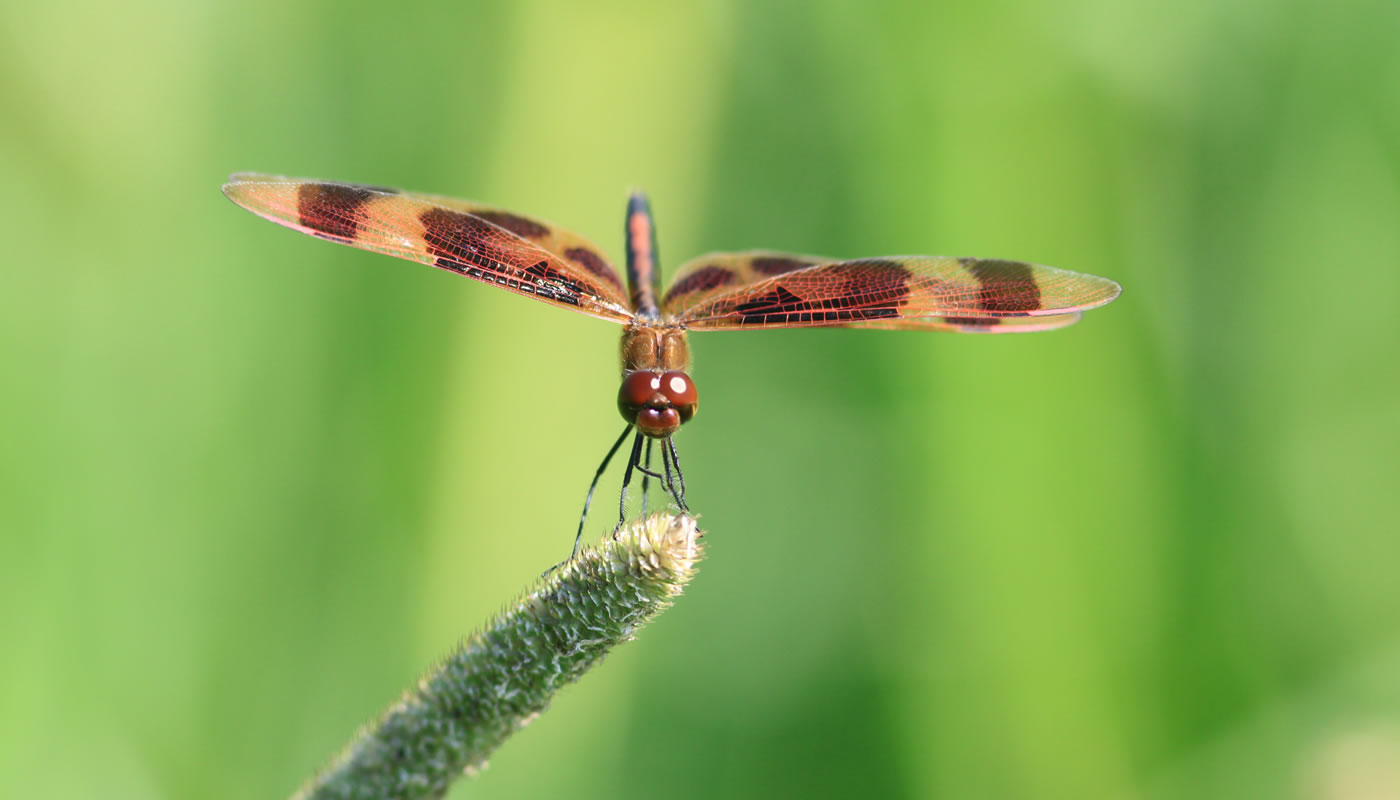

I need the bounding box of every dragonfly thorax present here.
[620,323,689,372]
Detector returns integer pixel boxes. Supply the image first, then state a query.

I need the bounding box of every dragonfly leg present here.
[667,436,689,511]
[661,440,676,504]
[640,438,654,516]
[554,424,632,573]
[615,430,646,536]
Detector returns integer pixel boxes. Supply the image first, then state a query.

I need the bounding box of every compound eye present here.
[618,371,662,420]
[659,371,698,423]
[658,371,696,407]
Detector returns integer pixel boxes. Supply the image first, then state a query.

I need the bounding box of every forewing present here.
[661,251,831,318]
[223,174,633,322]
[671,254,1120,333]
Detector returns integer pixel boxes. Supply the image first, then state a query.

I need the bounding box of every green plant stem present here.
[291,512,704,800]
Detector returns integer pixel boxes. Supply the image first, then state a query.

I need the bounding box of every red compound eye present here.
[618,371,662,422]
[660,371,698,423]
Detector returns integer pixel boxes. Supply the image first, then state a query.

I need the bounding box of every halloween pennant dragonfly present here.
[223,175,1121,559]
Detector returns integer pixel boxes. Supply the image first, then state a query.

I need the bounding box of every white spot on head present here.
[649,374,662,390]
[668,375,688,394]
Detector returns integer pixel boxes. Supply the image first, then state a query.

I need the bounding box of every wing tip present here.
[1099,276,1123,304]
[222,172,275,202]
[220,179,247,205]
[1031,272,1122,315]
[1080,276,1123,313]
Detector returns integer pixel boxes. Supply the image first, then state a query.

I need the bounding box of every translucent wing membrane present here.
[661,251,832,318]
[223,175,633,323]
[667,253,1120,333]
[847,311,1084,333]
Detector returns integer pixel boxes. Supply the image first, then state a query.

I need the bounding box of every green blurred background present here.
[4,0,1399,797]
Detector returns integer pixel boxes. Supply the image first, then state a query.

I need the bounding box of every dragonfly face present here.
[617,368,698,438]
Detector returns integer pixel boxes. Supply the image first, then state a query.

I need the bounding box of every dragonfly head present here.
[618,370,698,438]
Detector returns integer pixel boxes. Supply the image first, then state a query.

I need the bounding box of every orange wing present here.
[661,251,831,318]
[223,174,633,323]
[665,253,1120,333]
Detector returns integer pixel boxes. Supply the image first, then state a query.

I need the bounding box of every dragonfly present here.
[223,175,1121,559]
